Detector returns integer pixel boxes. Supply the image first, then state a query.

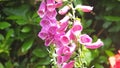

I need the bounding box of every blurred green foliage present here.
[0,0,120,68]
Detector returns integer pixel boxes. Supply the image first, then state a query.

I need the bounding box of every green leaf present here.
[16,20,27,25]
[103,22,112,29]
[104,16,120,22]
[108,25,120,32]
[94,64,104,68]
[5,61,13,68]
[32,48,48,58]
[35,57,51,66]
[21,26,31,33]
[105,50,114,56]
[6,29,14,40]
[0,22,11,29]
[21,39,34,53]
[0,63,4,68]
[0,34,4,40]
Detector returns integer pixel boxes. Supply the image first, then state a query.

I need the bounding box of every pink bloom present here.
[62,60,75,68]
[60,35,70,45]
[38,28,48,40]
[56,46,75,64]
[40,18,51,28]
[58,15,70,32]
[46,0,56,12]
[71,19,83,36]
[46,10,57,19]
[55,2,63,8]
[79,34,92,45]
[58,5,71,15]
[85,39,104,49]
[80,5,93,12]
[55,0,63,2]
[37,0,46,18]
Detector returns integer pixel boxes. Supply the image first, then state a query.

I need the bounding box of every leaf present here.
[0,22,11,29]
[21,26,31,33]
[6,29,14,40]
[105,50,114,56]
[35,57,51,66]
[104,16,120,22]
[103,22,112,29]
[108,25,120,32]
[0,34,4,40]
[0,63,4,68]
[32,48,48,58]
[21,39,34,53]
[94,64,104,68]
[5,61,13,68]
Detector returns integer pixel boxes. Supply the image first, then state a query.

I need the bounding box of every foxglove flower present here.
[62,60,75,68]
[46,0,56,12]
[46,10,57,19]
[71,19,83,36]
[79,34,92,45]
[85,39,104,49]
[55,2,63,8]
[76,5,93,12]
[58,15,70,32]
[37,0,46,18]
[58,5,71,15]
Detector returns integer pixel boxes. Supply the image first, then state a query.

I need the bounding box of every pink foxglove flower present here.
[58,15,70,32]
[46,0,56,12]
[58,5,71,15]
[56,46,74,64]
[55,0,63,2]
[37,0,46,18]
[79,34,92,45]
[85,39,104,49]
[76,5,93,12]
[55,2,63,8]
[38,28,48,40]
[40,18,51,28]
[62,60,75,68]
[46,10,57,19]
[80,5,93,12]
[71,19,83,36]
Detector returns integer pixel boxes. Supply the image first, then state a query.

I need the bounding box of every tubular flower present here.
[58,5,71,15]
[76,5,93,12]
[37,0,46,18]
[62,60,75,68]
[46,0,56,12]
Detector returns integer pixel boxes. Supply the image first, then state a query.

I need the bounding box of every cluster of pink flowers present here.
[37,0,104,67]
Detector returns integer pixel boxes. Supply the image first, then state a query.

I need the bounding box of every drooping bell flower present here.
[46,10,57,19]
[55,2,63,8]
[85,39,104,49]
[71,19,83,36]
[79,34,92,45]
[38,28,48,40]
[55,0,63,2]
[37,0,46,18]
[76,5,93,12]
[58,15,70,32]
[56,46,73,64]
[62,60,75,68]
[58,5,71,15]
[46,0,56,12]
